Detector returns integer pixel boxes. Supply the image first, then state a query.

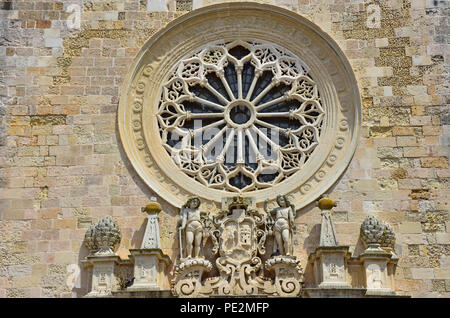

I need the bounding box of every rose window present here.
[157,40,325,192]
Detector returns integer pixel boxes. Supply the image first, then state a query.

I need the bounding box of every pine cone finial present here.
[84,216,122,256]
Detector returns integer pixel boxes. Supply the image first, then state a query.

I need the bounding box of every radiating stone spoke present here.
[217,128,235,162]
[252,82,275,105]
[192,97,225,110]
[236,127,244,164]
[205,83,230,105]
[255,96,288,112]
[245,128,264,160]
[257,111,290,118]
[245,72,260,101]
[219,73,236,101]
[189,112,224,119]
[254,119,287,133]
[202,125,227,153]
[251,125,279,151]
[190,119,226,137]
[237,69,243,99]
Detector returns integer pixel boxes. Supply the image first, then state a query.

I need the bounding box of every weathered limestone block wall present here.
[0,0,448,297]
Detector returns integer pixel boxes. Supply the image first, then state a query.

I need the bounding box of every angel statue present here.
[178,197,208,259]
[264,195,296,256]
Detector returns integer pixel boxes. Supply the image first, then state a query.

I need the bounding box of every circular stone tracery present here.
[157,40,324,192]
[118,3,361,209]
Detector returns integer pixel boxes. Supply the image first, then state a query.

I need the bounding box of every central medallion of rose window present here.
[157,40,325,192]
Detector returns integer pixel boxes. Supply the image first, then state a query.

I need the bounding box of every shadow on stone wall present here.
[353,236,366,257]
[73,243,90,297]
[130,221,146,250]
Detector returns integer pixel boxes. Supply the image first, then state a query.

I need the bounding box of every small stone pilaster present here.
[313,197,352,288]
[128,199,171,291]
[84,255,121,297]
[304,197,360,297]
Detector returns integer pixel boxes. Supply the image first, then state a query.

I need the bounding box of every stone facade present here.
[0,0,449,298]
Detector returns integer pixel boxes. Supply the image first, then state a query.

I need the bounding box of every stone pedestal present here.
[128,249,171,291]
[128,199,171,291]
[310,246,352,289]
[83,255,121,297]
[360,244,395,296]
[306,197,360,297]
[309,197,352,291]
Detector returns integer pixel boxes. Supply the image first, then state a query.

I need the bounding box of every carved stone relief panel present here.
[365,260,388,290]
[322,254,345,284]
[136,256,157,285]
[89,262,115,296]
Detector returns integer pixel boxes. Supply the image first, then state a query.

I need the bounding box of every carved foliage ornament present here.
[118,3,362,208]
[360,215,396,248]
[84,216,122,255]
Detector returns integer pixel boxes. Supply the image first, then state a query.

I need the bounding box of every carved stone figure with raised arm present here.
[179,197,206,259]
[264,195,295,256]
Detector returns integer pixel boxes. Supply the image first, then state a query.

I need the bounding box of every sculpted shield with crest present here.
[209,198,268,295]
[215,202,266,261]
